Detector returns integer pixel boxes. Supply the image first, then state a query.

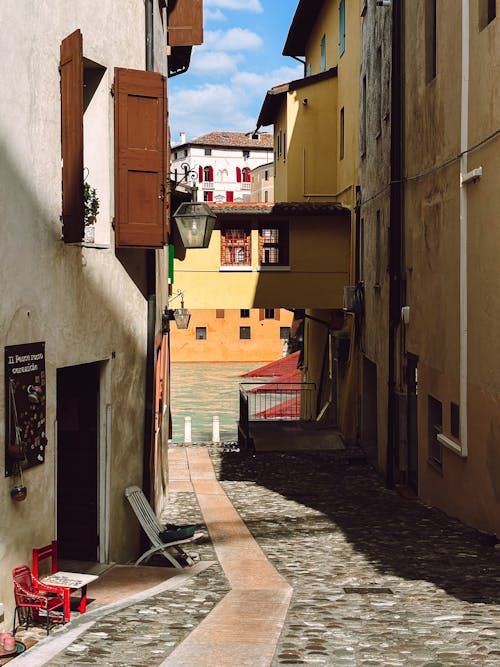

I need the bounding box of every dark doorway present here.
[407,354,419,492]
[57,362,100,561]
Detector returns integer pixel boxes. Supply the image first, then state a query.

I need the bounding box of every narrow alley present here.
[16,443,500,667]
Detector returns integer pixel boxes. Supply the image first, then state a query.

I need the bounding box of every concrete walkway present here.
[161,447,292,666]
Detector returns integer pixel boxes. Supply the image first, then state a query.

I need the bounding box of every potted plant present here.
[84,181,100,242]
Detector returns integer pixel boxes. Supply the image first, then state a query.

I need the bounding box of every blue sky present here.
[169,0,303,144]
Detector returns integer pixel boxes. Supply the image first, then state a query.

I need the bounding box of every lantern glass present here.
[173,202,216,248]
[173,308,191,329]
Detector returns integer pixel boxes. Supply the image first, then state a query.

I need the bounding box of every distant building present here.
[171,131,273,203]
[251,162,275,203]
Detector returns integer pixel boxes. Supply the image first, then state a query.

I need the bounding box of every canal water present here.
[169,362,261,443]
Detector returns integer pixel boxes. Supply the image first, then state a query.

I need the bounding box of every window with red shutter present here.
[242,167,251,183]
[114,68,169,248]
[60,30,84,243]
[226,191,234,202]
[199,165,204,182]
[236,167,242,183]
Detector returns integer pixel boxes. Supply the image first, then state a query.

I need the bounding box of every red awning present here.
[242,351,300,378]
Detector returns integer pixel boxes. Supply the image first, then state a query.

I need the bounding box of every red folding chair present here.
[12,566,65,635]
[32,540,58,578]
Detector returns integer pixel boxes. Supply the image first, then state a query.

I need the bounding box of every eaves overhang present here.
[168,46,192,77]
[257,67,337,128]
[283,0,328,57]
[210,201,350,218]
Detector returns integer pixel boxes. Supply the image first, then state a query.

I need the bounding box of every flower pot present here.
[10,485,27,501]
[7,444,25,460]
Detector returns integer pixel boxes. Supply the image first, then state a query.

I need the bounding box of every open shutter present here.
[114,68,168,248]
[236,167,241,183]
[168,0,203,46]
[198,165,203,182]
[60,30,84,243]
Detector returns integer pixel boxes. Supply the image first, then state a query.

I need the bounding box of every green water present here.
[169,362,261,443]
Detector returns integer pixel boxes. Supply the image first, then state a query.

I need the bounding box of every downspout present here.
[387,0,404,488]
[143,0,155,499]
[459,0,469,458]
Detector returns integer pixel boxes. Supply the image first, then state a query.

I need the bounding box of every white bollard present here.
[212,416,220,444]
[184,416,192,444]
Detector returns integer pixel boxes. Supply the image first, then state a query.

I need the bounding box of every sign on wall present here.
[5,342,47,476]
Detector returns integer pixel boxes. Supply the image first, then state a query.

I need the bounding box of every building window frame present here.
[258,221,289,267]
[240,326,251,340]
[195,326,207,340]
[220,224,251,268]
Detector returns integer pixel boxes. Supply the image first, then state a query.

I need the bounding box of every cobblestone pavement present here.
[211,444,500,666]
[17,442,500,666]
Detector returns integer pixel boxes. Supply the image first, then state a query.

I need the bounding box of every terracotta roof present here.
[210,201,350,217]
[175,131,273,150]
[242,351,300,377]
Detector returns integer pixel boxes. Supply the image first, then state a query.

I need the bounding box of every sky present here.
[168,0,303,144]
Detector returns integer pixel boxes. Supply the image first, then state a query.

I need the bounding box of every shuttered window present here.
[221,226,251,266]
[168,0,203,46]
[114,68,169,248]
[60,30,84,243]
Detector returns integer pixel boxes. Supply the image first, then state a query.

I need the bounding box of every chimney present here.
[180,132,186,144]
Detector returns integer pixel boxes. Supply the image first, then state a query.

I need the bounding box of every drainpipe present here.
[143,0,155,500]
[146,0,154,72]
[387,0,404,488]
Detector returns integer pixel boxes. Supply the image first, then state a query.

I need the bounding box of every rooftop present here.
[210,201,350,217]
[174,131,273,150]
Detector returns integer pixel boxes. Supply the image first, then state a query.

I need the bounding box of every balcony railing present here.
[202,181,214,190]
[239,381,316,422]
[241,182,251,190]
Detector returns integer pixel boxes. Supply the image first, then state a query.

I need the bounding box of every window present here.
[203,191,213,202]
[226,191,234,202]
[240,309,250,318]
[425,0,437,82]
[320,34,327,71]
[264,190,269,203]
[183,149,188,157]
[479,0,496,29]
[243,150,250,160]
[196,327,207,340]
[259,222,289,266]
[240,326,251,340]
[340,107,345,160]
[236,167,242,182]
[264,170,269,181]
[216,309,225,318]
[221,225,251,266]
[339,0,346,56]
[242,167,251,182]
[451,402,460,439]
[283,132,287,161]
[264,309,275,319]
[204,148,212,155]
[428,395,442,467]
[280,326,291,340]
[203,165,213,182]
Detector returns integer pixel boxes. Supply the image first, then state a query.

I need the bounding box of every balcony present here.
[241,182,251,190]
[202,181,215,190]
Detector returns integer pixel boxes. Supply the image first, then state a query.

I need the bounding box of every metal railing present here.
[239,381,316,422]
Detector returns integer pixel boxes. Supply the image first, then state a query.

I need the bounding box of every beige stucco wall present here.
[404,0,500,535]
[0,0,170,626]
[173,216,350,311]
[170,309,293,362]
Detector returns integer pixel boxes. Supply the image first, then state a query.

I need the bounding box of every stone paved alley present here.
[13,443,500,666]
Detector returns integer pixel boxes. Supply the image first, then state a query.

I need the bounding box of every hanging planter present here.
[10,462,27,502]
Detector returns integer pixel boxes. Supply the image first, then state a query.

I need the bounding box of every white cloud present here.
[170,83,258,141]
[205,27,263,51]
[231,64,304,92]
[205,0,263,12]
[189,50,244,77]
[204,8,227,22]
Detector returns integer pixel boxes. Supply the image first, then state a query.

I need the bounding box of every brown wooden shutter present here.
[259,309,265,321]
[168,0,203,46]
[114,68,168,248]
[60,30,84,243]
[275,309,280,321]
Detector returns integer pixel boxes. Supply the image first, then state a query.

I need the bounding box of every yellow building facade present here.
[256,0,361,438]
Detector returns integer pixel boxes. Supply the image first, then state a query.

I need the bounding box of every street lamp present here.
[173,201,217,248]
[162,290,191,333]
[171,162,217,249]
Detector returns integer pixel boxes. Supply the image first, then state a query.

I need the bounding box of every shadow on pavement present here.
[215,446,500,605]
